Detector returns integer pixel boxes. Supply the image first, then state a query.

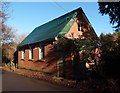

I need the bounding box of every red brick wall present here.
[25,49,29,62]
[33,47,39,61]
[18,43,57,73]
[65,21,81,38]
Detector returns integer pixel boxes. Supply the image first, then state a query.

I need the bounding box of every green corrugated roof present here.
[18,8,83,47]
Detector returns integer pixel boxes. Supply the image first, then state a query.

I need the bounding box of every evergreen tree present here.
[98,2,120,31]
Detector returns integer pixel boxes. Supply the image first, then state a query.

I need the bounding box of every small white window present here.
[29,48,33,59]
[21,50,25,59]
[39,46,44,60]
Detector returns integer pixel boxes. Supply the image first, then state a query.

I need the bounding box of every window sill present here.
[36,59,45,62]
[21,59,25,61]
[28,59,34,61]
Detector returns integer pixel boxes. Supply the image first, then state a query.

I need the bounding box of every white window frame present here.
[21,50,25,59]
[38,46,44,60]
[29,48,34,59]
[29,49,32,59]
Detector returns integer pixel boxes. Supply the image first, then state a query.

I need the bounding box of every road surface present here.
[0,67,2,92]
[2,70,77,92]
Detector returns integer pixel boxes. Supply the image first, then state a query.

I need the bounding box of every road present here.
[0,67,2,92]
[2,70,77,92]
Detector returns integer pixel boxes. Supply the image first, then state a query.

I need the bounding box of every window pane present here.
[21,50,25,59]
[29,49,31,59]
[39,46,44,60]
[29,48,33,59]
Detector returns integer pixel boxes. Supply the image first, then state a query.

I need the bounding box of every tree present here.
[54,36,99,81]
[14,33,28,44]
[98,2,120,31]
[99,32,120,79]
[0,2,9,24]
[0,2,17,64]
[2,43,17,63]
[0,2,15,44]
[1,25,15,44]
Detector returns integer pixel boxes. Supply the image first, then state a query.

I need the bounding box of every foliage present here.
[0,2,17,64]
[54,32,120,82]
[54,37,98,56]
[98,2,120,31]
[54,36,99,80]
[2,43,17,64]
[0,2,27,65]
[99,32,120,79]
[54,37,74,55]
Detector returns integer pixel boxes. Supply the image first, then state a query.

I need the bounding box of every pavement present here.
[0,67,2,93]
[2,70,77,92]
